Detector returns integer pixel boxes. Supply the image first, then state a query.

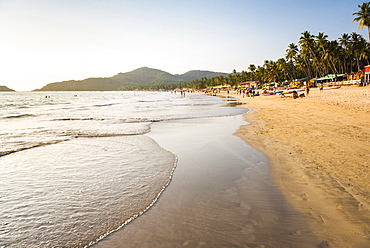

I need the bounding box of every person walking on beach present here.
[305,84,310,96]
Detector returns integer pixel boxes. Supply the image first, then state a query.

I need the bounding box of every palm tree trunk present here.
[357,57,361,72]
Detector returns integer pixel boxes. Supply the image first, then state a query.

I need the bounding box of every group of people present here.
[172,90,187,97]
[206,84,314,99]
[292,85,310,99]
[236,88,259,98]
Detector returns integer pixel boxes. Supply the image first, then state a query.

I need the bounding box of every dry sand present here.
[228,86,370,247]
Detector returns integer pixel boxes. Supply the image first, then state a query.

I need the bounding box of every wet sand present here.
[93,115,320,247]
[227,86,370,247]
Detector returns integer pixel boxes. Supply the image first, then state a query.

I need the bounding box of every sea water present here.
[0,91,248,247]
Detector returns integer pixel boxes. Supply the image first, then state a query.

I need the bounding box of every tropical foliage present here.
[175,31,370,90]
[35,67,228,91]
[120,29,370,91]
[154,3,370,90]
[353,2,370,42]
[35,3,370,91]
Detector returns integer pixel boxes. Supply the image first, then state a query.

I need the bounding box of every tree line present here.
[135,30,370,91]
[131,2,370,91]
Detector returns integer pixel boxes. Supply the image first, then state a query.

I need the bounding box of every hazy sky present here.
[0,0,367,91]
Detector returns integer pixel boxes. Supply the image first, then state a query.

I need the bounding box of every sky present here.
[0,0,367,91]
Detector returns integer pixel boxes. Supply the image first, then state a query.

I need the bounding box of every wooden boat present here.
[323,86,341,90]
[279,89,305,95]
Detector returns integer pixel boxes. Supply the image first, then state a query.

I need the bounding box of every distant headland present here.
[34,67,229,91]
[0,85,15,92]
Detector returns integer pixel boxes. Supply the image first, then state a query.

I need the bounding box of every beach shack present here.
[293,77,312,87]
[238,81,260,89]
[364,65,370,86]
[314,74,344,86]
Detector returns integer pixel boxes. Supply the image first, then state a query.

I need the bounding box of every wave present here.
[119,118,161,123]
[121,110,250,124]
[0,128,152,158]
[2,114,35,119]
[51,117,162,123]
[51,118,106,121]
[85,153,178,248]
[0,139,68,157]
[93,103,117,107]
[71,130,151,138]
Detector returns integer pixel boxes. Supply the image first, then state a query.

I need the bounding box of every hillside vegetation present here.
[34,67,228,91]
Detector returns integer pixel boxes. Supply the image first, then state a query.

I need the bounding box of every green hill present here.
[0,85,15,91]
[34,67,228,91]
[177,70,227,82]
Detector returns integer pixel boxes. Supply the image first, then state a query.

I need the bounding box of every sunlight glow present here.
[0,0,365,91]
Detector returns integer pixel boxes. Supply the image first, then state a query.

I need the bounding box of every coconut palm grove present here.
[139,2,370,91]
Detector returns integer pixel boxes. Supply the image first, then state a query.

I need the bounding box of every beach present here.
[92,86,370,248]
[230,86,370,247]
[94,115,320,247]
[0,91,252,247]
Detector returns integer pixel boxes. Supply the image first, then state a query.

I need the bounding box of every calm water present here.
[0,91,248,247]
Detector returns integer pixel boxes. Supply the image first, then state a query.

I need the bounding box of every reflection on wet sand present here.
[94,116,319,248]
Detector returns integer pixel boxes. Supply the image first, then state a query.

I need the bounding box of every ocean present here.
[0,91,248,247]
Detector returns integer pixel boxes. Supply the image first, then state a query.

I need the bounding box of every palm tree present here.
[285,43,298,79]
[349,32,369,71]
[299,31,317,77]
[248,64,256,73]
[316,32,328,53]
[326,40,340,74]
[316,32,330,74]
[339,33,351,72]
[247,64,256,80]
[286,43,298,63]
[353,2,370,43]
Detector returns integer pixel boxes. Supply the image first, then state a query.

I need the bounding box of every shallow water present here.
[0,136,175,247]
[0,91,248,247]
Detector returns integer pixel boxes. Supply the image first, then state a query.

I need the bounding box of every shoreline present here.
[93,115,320,247]
[227,86,370,247]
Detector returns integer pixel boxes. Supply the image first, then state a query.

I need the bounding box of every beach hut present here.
[294,77,312,85]
[364,65,370,86]
[314,74,344,86]
[238,81,259,89]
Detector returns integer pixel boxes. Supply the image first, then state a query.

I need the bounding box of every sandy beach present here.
[93,115,321,247]
[92,86,370,248]
[229,86,370,247]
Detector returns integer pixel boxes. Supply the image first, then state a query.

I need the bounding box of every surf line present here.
[86,152,178,248]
